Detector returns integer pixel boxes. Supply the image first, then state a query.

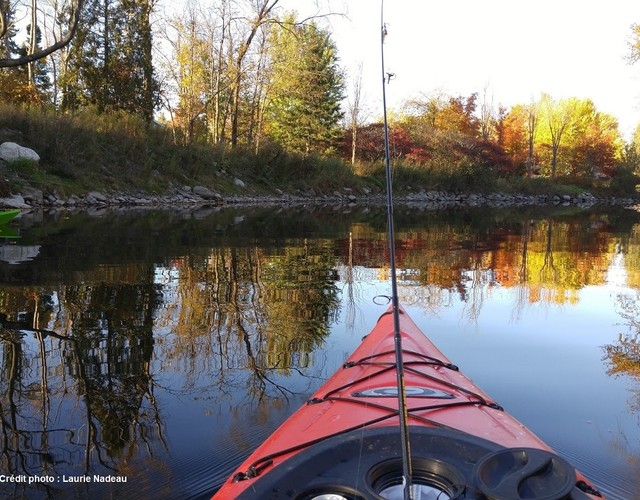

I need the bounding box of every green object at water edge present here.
[0,209,20,225]
[0,225,19,238]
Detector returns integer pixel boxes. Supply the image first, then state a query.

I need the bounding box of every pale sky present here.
[281,0,640,139]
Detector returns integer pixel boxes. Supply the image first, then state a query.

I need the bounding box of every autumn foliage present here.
[344,91,638,194]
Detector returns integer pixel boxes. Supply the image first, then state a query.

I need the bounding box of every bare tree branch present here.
[0,7,6,41]
[0,0,85,68]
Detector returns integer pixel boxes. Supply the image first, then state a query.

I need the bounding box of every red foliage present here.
[405,147,431,163]
[569,134,618,178]
[353,123,385,162]
[345,123,417,163]
[473,139,515,175]
[389,127,414,158]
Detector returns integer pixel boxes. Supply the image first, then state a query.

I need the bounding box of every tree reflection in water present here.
[605,291,640,411]
[602,290,640,484]
[156,243,339,403]
[0,284,165,497]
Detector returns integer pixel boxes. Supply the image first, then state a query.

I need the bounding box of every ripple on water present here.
[553,443,640,500]
[174,424,275,499]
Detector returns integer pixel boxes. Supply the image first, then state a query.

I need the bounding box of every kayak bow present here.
[212,304,603,499]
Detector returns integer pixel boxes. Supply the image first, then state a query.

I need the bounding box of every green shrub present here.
[608,170,640,196]
[8,157,39,171]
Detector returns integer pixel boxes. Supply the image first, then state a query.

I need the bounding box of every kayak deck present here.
[213,305,603,499]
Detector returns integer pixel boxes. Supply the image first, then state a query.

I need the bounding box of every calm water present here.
[0,204,639,499]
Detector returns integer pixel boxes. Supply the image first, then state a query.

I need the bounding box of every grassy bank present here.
[0,105,635,200]
[0,105,368,197]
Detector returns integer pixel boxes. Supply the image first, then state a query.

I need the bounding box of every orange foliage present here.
[434,94,479,136]
[502,106,529,168]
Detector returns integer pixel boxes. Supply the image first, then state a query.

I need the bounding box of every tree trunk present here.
[229,0,279,147]
[27,0,37,86]
[351,128,357,165]
[140,0,155,123]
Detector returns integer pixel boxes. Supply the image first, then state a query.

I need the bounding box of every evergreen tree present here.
[0,19,50,104]
[62,0,158,121]
[23,24,52,98]
[0,0,18,59]
[265,16,344,155]
[0,1,32,103]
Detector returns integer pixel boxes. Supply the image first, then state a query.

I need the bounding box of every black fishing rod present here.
[380,1,413,498]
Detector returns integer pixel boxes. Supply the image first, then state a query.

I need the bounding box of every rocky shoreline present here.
[1,184,639,211]
[2,141,639,211]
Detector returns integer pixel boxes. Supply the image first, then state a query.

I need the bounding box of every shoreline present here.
[1,186,639,212]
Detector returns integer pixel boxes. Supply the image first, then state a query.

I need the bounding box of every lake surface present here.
[0,204,639,499]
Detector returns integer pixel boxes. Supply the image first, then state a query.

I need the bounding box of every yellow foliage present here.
[0,70,43,105]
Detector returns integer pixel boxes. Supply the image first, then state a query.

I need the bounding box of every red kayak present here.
[213,305,603,499]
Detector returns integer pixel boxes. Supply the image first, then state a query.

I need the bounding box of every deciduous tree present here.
[229,0,280,147]
[346,62,366,164]
[502,104,529,169]
[434,93,478,136]
[525,99,539,176]
[564,99,620,178]
[629,23,640,64]
[478,84,495,140]
[541,94,572,179]
[171,4,214,144]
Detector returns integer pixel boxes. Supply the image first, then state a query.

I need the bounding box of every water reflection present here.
[0,205,638,498]
[601,290,640,497]
[0,285,162,497]
[604,291,640,411]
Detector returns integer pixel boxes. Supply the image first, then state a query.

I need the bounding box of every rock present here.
[233,177,246,188]
[193,186,221,200]
[0,142,40,163]
[21,187,43,205]
[0,194,30,208]
[85,191,108,205]
[0,245,41,264]
[67,195,82,206]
